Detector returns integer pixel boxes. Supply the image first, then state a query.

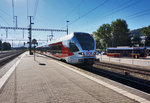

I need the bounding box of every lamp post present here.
[66,21,69,35]
[14,16,17,28]
[12,40,13,49]
[111,32,114,47]
[131,40,134,64]
[0,34,2,52]
[144,36,146,47]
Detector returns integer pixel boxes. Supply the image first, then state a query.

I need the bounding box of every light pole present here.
[12,40,13,49]
[0,34,2,52]
[66,21,69,35]
[111,32,114,47]
[144,36,146,47]
[131,40,134,64]
[14,16,17,28]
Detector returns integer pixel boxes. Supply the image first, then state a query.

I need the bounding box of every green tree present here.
[111,19,131,47]
[141,25,150,46]
[2,42,11,50]
[32,39,38,45]
[132,35,142,46]
[95,24,112,49]
[95,37,101,49]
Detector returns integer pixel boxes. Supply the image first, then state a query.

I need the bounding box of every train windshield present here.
[75,33,94,50]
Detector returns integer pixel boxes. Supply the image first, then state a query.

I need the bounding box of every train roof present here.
[51,32,74,43]
[48,32,90,44]
[37,32,90,47]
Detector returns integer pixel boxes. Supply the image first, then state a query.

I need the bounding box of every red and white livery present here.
[36,32,96,65]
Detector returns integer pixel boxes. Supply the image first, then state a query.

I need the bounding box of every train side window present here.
[69,41,79,52]
[57,45,62,53]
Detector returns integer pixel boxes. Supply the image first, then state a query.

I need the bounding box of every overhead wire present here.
[126,11,150,20]
[69,0,109,25]
[0,16,9,26]
[110,0,131,11]
[33,0,39,20]
[60,0,109,29]
[87,0,146,31]
[12,0,15,24]
[0,9,10,17]
[27,0,29,18]
[0,2,13,26]
[103,0,142,18]
[61,0,131,29]
[66,0,140,27]
[78,0,84,19]
[123,8,150,19]
[107,0,150,20]
[0,9,12,26]
[66,0,84,19]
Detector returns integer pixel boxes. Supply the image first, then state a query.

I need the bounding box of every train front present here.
[72,32,96,65]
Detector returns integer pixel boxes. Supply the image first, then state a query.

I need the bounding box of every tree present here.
[141,25,150,46]
[111,19,131,47]
[95,24,112,49]
[2,42,11,50]
[32,39,38,45]
[95,37,101,49]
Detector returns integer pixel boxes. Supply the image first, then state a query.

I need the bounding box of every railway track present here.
[75,63,150,94]
[95,61,150,76]
[89,61,150,94]
[0,50,25,67]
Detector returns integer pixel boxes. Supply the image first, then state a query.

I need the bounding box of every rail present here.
[91,61,150,93]
[95,61,150,76]
[0,50,25,66]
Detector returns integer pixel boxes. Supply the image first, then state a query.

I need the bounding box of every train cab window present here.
[69,41,79,52]
[75,33,94,50]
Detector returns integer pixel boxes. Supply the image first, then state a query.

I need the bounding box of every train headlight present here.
[78,52,85,55]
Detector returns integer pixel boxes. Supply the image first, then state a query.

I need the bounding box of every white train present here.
[36,32,96,65]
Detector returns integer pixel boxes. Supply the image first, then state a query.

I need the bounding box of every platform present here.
[0,52,150,103]
[97,55,150,69]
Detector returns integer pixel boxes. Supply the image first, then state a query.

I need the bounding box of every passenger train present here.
[36,32,96,65]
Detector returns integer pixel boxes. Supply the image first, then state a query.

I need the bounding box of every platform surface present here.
[0,52,146,103]
[97,55,150,69]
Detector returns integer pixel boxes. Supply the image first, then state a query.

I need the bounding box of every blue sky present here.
[0,0,150,47]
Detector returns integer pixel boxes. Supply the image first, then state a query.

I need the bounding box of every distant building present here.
[129,29,142,37]
[130,29,145,44]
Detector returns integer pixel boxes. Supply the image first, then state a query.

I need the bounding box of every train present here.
[36,32,96,65]
[106,47,148,58]
[147,47,150,56]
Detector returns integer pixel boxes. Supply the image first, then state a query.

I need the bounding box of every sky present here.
[0,0,150,47]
